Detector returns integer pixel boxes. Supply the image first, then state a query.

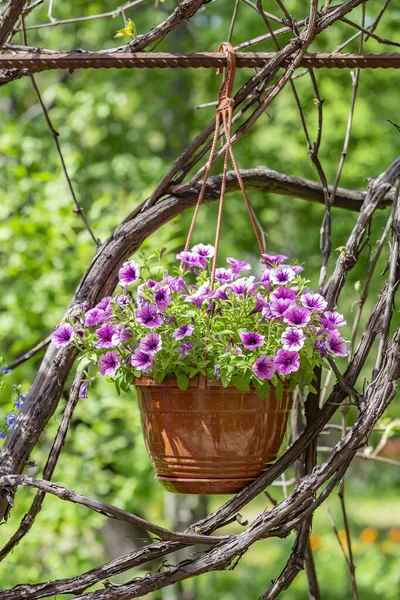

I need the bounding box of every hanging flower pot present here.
[53,42,348,495]
[135,377,292,494]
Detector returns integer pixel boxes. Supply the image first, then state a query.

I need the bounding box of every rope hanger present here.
[182,42,264,290]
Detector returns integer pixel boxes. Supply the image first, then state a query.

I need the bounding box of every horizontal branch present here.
[1,52,399,73]
[0,475,230,546]
[171,166,396,212]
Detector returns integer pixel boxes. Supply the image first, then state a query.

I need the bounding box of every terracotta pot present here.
[135,377,293,495]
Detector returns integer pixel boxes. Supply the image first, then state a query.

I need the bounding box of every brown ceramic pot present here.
[135,377,292,495]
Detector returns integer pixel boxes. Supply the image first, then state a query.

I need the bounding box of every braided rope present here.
[1,52,400,71]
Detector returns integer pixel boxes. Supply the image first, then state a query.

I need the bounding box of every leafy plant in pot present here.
[53,248,348,494]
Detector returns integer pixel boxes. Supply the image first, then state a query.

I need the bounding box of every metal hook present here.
[216,42,236,112]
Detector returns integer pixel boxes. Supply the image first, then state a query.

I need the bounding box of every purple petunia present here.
[215,268,234,283]
[281,328,305,351]
[274,349,300,376]
[253,355,275,380]
[85,307,107,328]
[176,251,207,270]
[139,333,162,355]
[98,351,120,377]
[271,287,297,302]
[230,276,256,296]
[270,298,294,319]
[179,342,193,358]
[261,304,273,321]
[52,324,74,347]
[326,330,348,357]
[96,296,113,316]
[118,260,140,287]
[301,293,327,312]
[213,284,229,300]
[226,257,251,275]
[154,286,172,312]
[135,304,163,328]
[96,323,117,349]
[291,265,304,274]
[283,306,311,328]
[271,265,296,286]
[79,380,90,399]
[114,294,130,307]
[169,276,186,293]
[315,338,328,358]
[131,349,154,373]
[214,364,221,377]
[173,323,194,340]
[111,324,132,347]
[240,331,265,350]
[259,269,273,290]
[261,253,288,267]
[249,293,268,315]
[320,311,347,330]
[191,243,215,259]
[186,284,211,309]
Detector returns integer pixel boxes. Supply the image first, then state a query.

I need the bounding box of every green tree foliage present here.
[0,1,399,597]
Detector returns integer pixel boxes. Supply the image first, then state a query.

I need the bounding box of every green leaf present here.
[177,373,189,391]
[220,372,230,388]
[115,378,121,396]
[254,379,270,401]
[308,384,318,394]
[76,355,93,372]
[231,375,250,392]
[114,18,136,39]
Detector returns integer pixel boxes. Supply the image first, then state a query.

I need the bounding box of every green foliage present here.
[0,0,400,596]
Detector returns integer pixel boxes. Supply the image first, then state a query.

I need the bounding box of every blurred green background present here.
[0,1,399,598]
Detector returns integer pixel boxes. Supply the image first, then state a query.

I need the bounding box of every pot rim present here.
[134,376,291,390]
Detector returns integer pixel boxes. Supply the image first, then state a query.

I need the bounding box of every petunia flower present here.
[169,276,186,293]
[315,338,328,358]
[283,306,311,328]
[176,251,207,270]
[185,285,211,309]
[281,328,305,351]
[114,294,130,307]
[274,349,300,376]
[230,276,256,296]
[139,333,162,355]
[135,304,163,328]
[79,381,90,399]
[111,324,132,347]
[253,355,275,380]
[301,293,327,312]
[270,298,294,319]
[271,265,296,286]
[98,351,120,377]
[249,293,268,315]
[179,342,193,358]
[84,307,107,328]
[213,284,229,300]
[226,257,251,275]
[215,267,234,283]
[154,286,172,312]
[326,330,348,357]
[96,296,113,316]
[261,304,273,321]
[320,311,347,330]
[52,324,75,347]
[172,323,194,340]
[214,364,221,377]
[118,260,140,287]
[261,253,288,267]
[131,349,154,373]
[240,331,265,350]
[291,265,304,274]
[191,243,215,259]
[96,323,117,348]
[271,287,297,302]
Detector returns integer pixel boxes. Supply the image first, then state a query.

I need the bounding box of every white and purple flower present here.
[98,351,120,377]
[96,323,117,348]
[179,342,193,358]
[172,323,194,340]
[118,260,140,287]
[154,286,172,312]
[301,293,327,312]
[240,331,265,351]
[135,305,163,328]
[131,349,154,373]
[215,268,234,283]
[320,311,347,330]
[226,257,251,275]
[261,253,288,267]
[271,265,296,286]
[139,333,162,355]
[176,251,207,270]
[85,307,107,328]
[191,243,215,259]
[326,330,348,357]
[281,328,305,351]
[283,307,311,328]
[52,324,74,347]
[230,276,256,296]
